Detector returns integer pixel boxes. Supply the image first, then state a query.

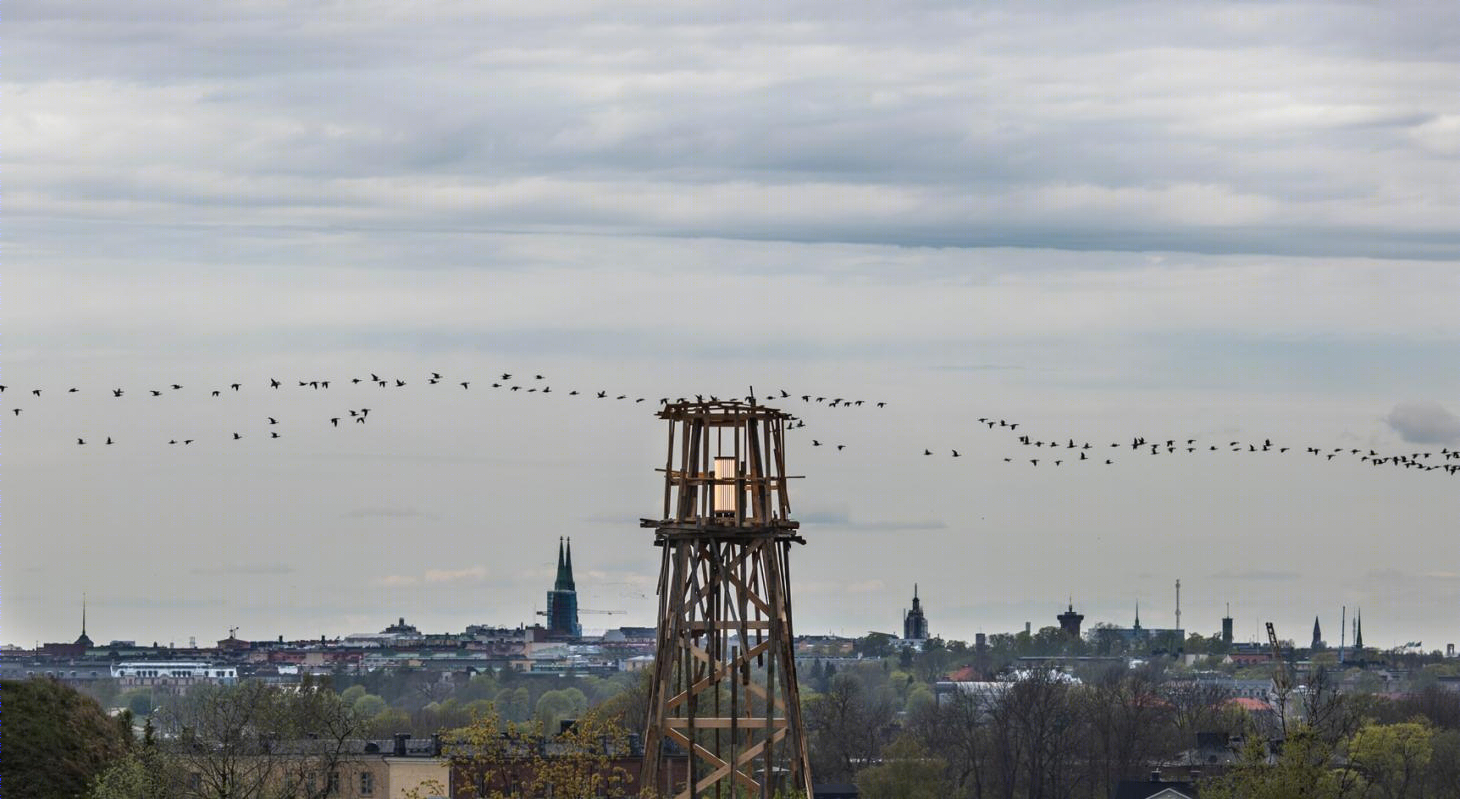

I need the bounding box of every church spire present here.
[1312,615,1323,649]
[555,537,576,592]
[74,593,94,649]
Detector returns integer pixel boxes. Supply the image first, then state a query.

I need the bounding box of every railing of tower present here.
[641,399,804,539]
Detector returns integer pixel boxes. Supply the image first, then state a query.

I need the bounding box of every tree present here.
[855,632,896,660]
[804,671,894,782]
[351,692,388,718]
[855,735,945,799]
[1344,722,1434,799]
[420,703,636,799]
[86,746,185,799]
[1,678,133,799]
[1201,726,1350,799]
[153,680,362,799]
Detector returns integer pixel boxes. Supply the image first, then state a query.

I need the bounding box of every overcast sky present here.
[5,0,1459,652]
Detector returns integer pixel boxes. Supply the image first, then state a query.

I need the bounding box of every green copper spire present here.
[555,537,576,591]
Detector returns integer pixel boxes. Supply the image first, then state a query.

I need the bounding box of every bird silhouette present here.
[11,408,19,416]
[78,438,85,445]
[331,418,340,427]
[460,382,470,389]
[952,450,960,457]
[106,437,113,445]
[151,390,162,396]
[114,389,124,397]
[268,417,278,424]
[231,384,240,391]
[812,440,822,446]
[233,433,242,440]
[837,444,846,451]
[32,389,42,396]
[171,384,182,390]
[270,432,280,439]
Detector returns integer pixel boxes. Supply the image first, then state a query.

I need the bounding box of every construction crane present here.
[1267,621,1292,736]
[536,608,626,617]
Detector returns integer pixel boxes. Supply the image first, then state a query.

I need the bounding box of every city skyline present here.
[6,0,1459,650]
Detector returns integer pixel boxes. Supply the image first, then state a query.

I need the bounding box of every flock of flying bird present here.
[2,373,1455,477]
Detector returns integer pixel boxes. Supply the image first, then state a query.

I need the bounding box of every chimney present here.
[394,733,409,757]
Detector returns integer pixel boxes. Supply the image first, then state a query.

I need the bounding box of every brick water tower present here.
[640,399,812,799]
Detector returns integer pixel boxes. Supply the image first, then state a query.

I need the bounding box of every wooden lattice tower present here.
[641,400,812,799]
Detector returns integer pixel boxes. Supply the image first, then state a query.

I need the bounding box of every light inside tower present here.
[713,456,738,517]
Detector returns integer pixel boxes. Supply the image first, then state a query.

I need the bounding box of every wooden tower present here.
[641,399,812,799]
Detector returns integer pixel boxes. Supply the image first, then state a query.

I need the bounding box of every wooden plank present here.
[666,718,789,729]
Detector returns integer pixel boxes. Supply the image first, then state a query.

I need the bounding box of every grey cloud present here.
[189,563,295,576]
[7,1,1460,259]
[1210,569,1302,581]
[102,598,227,610]
[341,507,439,520]
[1384,402,1460,445]
[800,510,945,531]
